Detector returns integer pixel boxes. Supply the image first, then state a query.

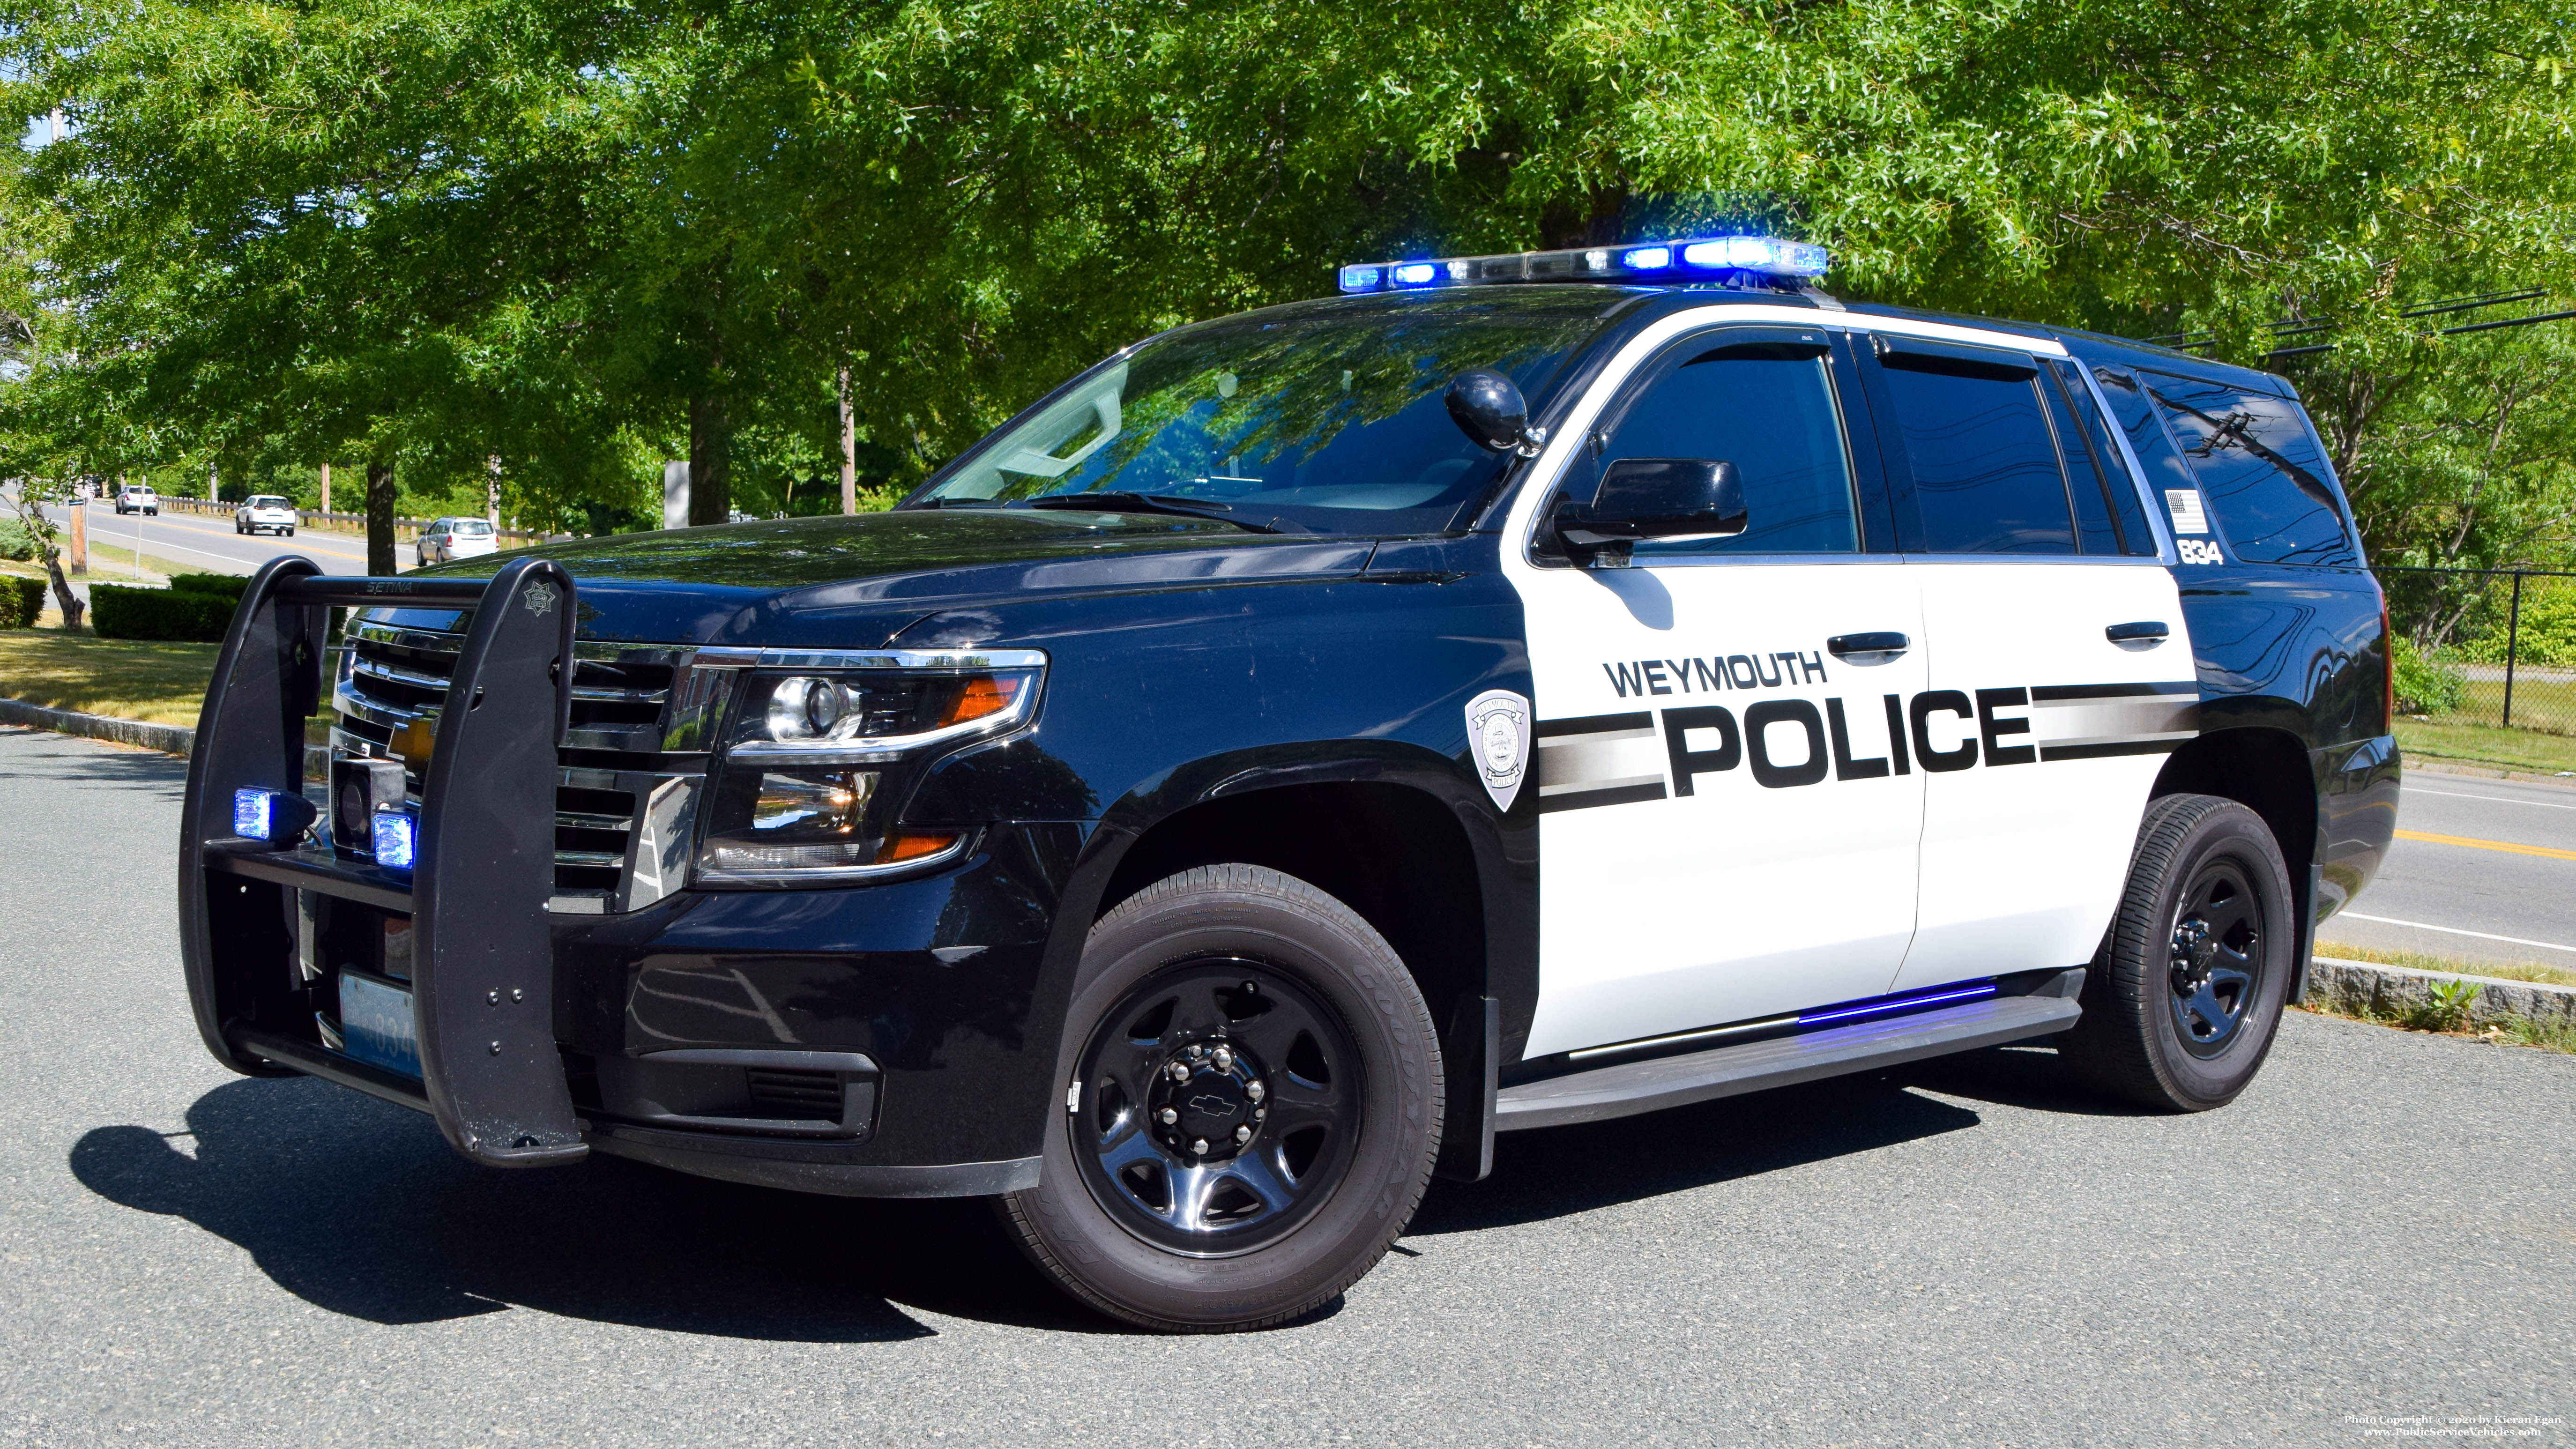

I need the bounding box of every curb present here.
[0,695,330,777]
[2405,758,2576,788]
[2308,955,2576,1030]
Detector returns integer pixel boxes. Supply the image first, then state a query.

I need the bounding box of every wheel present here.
[1001,863,1443,1332]
[2059,793,2296,1111]
[284,527,295,536]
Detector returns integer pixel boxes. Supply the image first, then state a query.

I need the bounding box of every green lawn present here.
[2310,942,2576,989]
[2395,716,2576,777]
[0,624,331,741]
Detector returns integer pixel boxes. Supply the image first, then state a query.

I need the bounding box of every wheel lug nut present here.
[1254,1107,1266,1121]
[1167,1061,1190,1082]
[1190,1138,1209,1155]
[1211,1045,1234,1071]
[1235,1125,1252,1144]
[1158,1107,1178,1125]
[1241,981,1257,994]
[1188,1044,1204,1061]
[1245,1079,1265,1102]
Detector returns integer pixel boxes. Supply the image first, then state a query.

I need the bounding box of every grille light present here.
[231,787,316,845]
[371,806,419,871]
[1335,234,1829,294]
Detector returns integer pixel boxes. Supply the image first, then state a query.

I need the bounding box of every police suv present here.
[183,235,2400,1332]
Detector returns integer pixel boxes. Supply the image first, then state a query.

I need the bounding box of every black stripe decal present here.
[2039,738,2191,762]
[1537,782,1669,814]
[1536,711,1654,738]
[2029,682,2201,703]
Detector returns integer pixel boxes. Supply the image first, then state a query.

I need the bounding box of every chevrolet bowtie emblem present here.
[522,580,558,618]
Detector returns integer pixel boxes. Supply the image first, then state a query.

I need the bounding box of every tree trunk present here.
[840,367,857,515]
[688,391,731,526]
[366,461,397,574]
[486,455,503,526]
[43,542,82,630]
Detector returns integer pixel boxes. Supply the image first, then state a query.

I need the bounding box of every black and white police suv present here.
[183,235,2400,1331]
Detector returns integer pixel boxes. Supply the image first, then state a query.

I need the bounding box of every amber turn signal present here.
[876,830,962,863]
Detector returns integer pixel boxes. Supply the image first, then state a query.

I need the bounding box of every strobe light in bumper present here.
[695,650,1047,885]
[231,787,318,845]
[1338,234,1830,294]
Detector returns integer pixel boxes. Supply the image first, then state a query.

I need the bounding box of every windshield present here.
[909,290,1629,534]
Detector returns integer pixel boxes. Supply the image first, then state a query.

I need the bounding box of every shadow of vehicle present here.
[0,728,191,805]
[74,1045,2114,1337]
[68,1077,1104,1338]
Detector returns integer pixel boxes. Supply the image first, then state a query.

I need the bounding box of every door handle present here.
[1826,632,1911,665]
[2106,620,2170,646]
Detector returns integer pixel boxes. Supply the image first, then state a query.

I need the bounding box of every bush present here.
[0,520,36,563]
[90,583,237,641]
[2392,634,2466,716]
[0,576,46,627]
[168,572,251,605]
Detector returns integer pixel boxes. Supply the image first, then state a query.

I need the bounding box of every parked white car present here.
[113,485,158,516]
[234,495,298,536]
[416,516,499,566]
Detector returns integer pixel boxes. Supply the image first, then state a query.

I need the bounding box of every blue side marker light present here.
[232,787,316,845]
[1623,245,1672,271]
[1391,262,1437,287]
[371,806,419,871]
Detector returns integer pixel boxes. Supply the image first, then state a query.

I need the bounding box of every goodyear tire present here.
[2060,793,2296,1111]
[1002,863,1443,1332]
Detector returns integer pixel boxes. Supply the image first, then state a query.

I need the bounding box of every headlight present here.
[694,650,1045,885]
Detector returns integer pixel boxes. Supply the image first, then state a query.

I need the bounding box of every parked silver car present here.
[234,495,298,536]
[113,484,158,516]
[415,516,499,566]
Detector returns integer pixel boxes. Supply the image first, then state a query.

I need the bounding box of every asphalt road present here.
[44,499,396,584]
[1,727,2569,1447]
[2318,770,2576,971]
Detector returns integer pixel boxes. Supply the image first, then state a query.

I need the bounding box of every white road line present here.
[2334,912,2576,956]
[2405,785,2576,810]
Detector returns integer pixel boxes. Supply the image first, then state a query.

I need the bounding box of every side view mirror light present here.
[1555,458,1749,564]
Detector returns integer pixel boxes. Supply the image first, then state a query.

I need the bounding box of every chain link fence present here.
[2377,565,2576,738]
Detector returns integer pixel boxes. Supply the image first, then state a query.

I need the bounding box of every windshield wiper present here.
[1022,492,1283,534]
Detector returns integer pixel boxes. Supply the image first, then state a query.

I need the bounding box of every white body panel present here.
[1894,560,2191,989]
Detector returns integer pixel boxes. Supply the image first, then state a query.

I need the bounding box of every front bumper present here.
[179,560,1061,1196]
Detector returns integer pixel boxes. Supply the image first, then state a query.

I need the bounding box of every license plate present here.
[338,972,421,1078]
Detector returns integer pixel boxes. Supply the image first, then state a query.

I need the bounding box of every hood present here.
[410,507,1382,646]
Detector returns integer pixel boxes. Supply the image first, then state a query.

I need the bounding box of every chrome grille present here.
[331,616,736,911]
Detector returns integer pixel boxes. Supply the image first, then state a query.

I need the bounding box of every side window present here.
[2046,360,2157,556]
[1596,335,1860,557]
[2039,368,2122,554]
[1874,340,2075,554]
[2145,374,2358,567]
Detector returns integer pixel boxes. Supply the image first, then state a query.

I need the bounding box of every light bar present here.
[371,805,419,871]
[1339,234,1829,294]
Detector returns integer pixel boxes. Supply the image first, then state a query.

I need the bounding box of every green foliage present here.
[2402,978,2487,1032]
[165,573,251,605]
[2391,633,2468,715]
[0,576,46,627]
[0,520,35,563]
[88,583,235,642]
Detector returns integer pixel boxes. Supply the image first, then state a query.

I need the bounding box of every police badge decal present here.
[1464,689,1533,812]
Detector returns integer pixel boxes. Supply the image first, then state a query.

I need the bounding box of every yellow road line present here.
[2393,828,2576,862]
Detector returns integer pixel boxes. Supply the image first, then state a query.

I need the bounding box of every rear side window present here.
[2046,361,2157,556]
[1874,341,2075,554]
[1601,334,1860,557]
[2144,374,2357,567]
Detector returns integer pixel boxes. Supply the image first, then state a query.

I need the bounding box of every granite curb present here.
[2308,954,2576,1029]
[0,695,328,776]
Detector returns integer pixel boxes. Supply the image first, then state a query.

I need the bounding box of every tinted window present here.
[2046,361,2157,556]
[1880,357,2075,554]
[2146,375,2357,567]
[1604,341,1858,557]
[913,290,1619,535]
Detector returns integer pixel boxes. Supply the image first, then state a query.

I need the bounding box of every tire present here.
[285,527,295,537]
[2060,793,2296,1112]
[1001,863,1443,1332]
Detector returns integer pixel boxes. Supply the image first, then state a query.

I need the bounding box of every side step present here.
[1495,987,2082,1133]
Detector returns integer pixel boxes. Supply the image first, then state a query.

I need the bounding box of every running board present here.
[1495,988,2083,1132]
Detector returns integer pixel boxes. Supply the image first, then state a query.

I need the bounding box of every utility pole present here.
[67,483,86,574]
[840,367,858,515]
[319,461,331,515]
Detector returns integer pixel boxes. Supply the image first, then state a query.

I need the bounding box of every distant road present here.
[2319,770,2576,970]
[45,499,402,582]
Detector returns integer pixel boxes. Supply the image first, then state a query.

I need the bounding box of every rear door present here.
[1504,315,1929,1058]
[1854,332,2194,992]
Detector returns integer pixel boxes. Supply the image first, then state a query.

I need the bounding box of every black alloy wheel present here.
[1071,959,1361,1255]
[2060,792,2295,1111]
[1002,863,1443,1332]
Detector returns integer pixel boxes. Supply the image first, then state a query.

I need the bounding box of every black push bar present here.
[178,555,588,1168]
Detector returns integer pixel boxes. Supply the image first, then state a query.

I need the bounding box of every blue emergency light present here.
[371,805,419,871]
[1338,234,1830,294]
[232,787,316,845]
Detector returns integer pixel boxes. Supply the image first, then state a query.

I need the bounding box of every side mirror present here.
[1445,369,1545,456]
[1556,459,1749,562]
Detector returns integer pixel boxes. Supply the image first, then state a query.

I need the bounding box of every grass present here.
[2299,998,2576,1055]
[2311,942,2576,989]
[2394,716,2576,777]
[0,625,222,725]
